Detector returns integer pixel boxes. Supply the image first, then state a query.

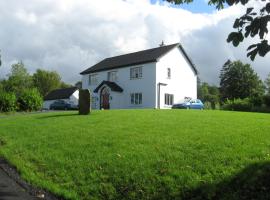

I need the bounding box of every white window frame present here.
[130,93,142,105]
[130,66,142,79]
[165,93,174,105]
[167,68,171,79]
[107,71,118,82]
[89,74,98,86]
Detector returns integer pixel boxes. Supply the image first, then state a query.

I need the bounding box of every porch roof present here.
[93,81,123,93]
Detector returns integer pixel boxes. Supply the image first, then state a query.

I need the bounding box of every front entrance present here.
[100,87,110,109]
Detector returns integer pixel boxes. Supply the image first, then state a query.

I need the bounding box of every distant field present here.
[0,110,270,200]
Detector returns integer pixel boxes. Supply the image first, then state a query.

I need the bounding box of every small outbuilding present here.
[43,87,79,110]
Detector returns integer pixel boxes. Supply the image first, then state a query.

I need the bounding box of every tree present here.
[60,81,72,89]
[265,73,270,94]
[4,61,33,95]
[219,60,264,101]
[75,81,82,89]
[32,69,62,97]
[198,81,220,108]
[165,0,270,60]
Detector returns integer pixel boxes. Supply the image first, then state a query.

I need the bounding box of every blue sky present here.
[150,0,216,13]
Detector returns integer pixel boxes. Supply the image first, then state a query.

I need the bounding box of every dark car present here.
[172,99,204,110]
[49,100,78,110]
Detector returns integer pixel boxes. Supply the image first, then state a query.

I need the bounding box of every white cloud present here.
[0,0,269,85]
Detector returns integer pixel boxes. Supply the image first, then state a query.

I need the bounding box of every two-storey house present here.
[80,43,198,109]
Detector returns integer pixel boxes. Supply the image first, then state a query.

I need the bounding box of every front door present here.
[100,87,110,109]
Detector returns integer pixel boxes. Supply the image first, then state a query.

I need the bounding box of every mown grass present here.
[0,110,270,199]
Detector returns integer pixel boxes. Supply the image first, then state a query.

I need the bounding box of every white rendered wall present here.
[156,47,197,109]
[82,62,157,109]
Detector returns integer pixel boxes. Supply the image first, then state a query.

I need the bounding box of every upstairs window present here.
[165,93,174,105]
[131,93,142,105]
[130,67,142,79]
[107,71,118,82]
[167,68,171,79]
[89,74,98,85]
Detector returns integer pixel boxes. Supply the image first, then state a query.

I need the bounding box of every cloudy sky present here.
[0,0,269,85]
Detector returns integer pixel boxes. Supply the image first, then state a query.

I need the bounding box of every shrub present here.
[222,98,252,112]
[18,88,43,111]
[203,101,212,110]
[0,92,17,112]
[249,95,263,107]
[263,95,270,107]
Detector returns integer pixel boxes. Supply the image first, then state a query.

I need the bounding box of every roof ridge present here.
[104,43,179,60]
[80,43,180,75]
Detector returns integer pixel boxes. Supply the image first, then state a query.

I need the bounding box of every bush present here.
[222,98,252,112]
[0,92,17,112]
[250,95,263,107]
[263,95,270,107]
[203,101,212,110]
[18,88,43,111]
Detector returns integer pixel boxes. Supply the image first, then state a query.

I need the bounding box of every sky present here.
[0,0,269,85]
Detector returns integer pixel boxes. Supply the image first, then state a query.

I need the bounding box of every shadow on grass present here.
[37,113,79,119]
[183,161,270,200]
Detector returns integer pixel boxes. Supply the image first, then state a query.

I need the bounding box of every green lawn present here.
[0,110,270,200]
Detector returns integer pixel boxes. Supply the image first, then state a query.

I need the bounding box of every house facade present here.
[43,87,79,109]
[80,43,197,109]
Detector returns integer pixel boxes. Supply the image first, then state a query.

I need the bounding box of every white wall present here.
[82,62,157,109]
[156,47,197,109]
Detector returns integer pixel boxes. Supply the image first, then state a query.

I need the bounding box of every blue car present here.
[172,99,204,110]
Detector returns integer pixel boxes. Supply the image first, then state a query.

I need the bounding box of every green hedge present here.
[18,88,43,111]
[0,92,17,112]
[222,98,252,112]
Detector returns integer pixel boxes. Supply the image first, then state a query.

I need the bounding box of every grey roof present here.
[80,43,197,75]
[44,87,78,101]
[94,81,123,93]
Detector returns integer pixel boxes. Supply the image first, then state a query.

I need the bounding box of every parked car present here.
[172,99,204,110]
[49,100,78,110]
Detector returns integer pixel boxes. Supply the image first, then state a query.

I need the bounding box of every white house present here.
[80,43,198,109]
[43,87,79,109]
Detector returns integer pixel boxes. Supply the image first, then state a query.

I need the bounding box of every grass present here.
[0,109,270,199]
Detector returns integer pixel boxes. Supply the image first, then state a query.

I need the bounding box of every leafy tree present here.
[60,81,72,89]
[165,0,270,60]
[198,81,220,108]
[265,73,270,94]
[219,60,264,102]
[4,61,33,95]
[75,81,82,89]
[33,69,62,97]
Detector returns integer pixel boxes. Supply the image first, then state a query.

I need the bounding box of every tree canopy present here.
[265,73,270,94]
[165,0,270,60]
[3,61,33,95]
[219,60,264,101]
[33,69,62,97]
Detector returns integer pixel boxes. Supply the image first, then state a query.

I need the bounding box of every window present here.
[130,67,142,79]
[130,93,142,105]
[165,93,174,105]
[107,71,118,82]
[89,74,98,85]
[167,68,171,79]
